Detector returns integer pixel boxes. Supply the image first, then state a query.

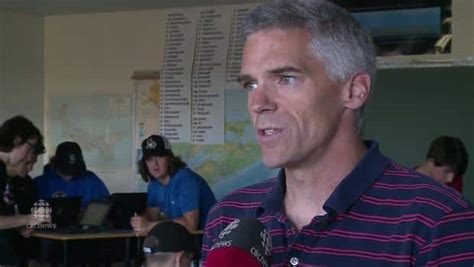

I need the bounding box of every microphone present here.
[206,217,272,267]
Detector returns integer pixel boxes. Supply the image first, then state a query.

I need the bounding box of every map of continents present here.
[48,95,133,193]
[172,89,278,199]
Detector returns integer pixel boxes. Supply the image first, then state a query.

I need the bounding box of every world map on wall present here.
[172,89,278,199]
[136,85,278,199]
[48,95,134,193]
[49,90,278,199]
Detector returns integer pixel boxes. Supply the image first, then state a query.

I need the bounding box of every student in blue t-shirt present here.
[34,141,109,207]
[131,135,216,232]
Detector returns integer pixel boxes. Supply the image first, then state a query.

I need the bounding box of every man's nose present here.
[248,83,277,114]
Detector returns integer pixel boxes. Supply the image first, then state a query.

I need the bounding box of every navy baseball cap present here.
[141,135,172,159]
[51,141,86,176]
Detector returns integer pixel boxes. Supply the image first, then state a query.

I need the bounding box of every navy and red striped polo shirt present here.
[202,142,474,266]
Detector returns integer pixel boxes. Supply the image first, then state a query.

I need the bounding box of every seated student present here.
[34,141,110,207]
[8,150,41,214]
[0,115,48,265]
[131,135,216,232]
[415,136,469,193]
[143,221,195,267]
[6,149,44,265]
[446,174,464,193]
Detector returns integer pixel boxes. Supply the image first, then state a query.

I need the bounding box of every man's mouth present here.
[258,127,282,137]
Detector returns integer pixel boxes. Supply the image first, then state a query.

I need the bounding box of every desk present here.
[32,230,203,267]
[32,230,143,267]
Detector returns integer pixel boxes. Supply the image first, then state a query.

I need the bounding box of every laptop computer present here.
[77,200,112,231]
[107,193,147,229]
[44,200,112,233]
[47,197,82,228]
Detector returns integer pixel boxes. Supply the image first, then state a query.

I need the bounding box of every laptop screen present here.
[47,197,82,227]
[80,201,111,227]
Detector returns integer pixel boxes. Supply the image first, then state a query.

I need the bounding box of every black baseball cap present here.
[51,141,86,176]
[141,135,172,159]
[143,221,194,254]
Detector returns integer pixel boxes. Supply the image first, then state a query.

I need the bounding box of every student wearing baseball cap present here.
[34,141,110,207]
[131,135,216,232]
[143,221,195,267]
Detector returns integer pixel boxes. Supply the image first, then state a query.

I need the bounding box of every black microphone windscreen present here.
[208,217,272,267]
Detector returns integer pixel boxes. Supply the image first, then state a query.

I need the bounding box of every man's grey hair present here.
[242,0,376,133]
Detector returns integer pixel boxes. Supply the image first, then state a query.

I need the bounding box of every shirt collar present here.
[256,169,286,216]
[256,141,390,217]
[324,141,390,215]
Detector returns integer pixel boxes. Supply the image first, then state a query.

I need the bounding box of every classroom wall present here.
[44,8,474,201]
[3,5,473,202]
[366,67,474,202]
[0,10,44,176]
[44,10,167,192]
[44,9,165,96]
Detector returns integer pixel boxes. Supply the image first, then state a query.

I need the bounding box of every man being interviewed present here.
[202,0,474,266]
[131,135,216,232]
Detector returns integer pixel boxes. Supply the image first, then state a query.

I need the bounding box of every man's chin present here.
[262,157,284,169]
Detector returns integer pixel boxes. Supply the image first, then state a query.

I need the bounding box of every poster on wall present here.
[48,95,133,193]
[159,9,197,143]
[134,79,161,191]
[153,3,278,199]
[225,6,254,90]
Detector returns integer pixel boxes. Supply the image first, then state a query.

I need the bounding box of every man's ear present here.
[446,173,455,183]
[343,72,371,110]
[427,158,436,166]
[13,137,23,146]
[174,251,185,267]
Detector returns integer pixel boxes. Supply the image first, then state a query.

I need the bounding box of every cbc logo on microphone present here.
[260,228,272,256]
[219,218,240,239]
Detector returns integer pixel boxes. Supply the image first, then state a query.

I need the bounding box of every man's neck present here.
[283,135,367,230]
[5,166,15,177]
[0,152,9,165]
[157,175,171,186]
[415,162,431,177]
[59,173,73,182]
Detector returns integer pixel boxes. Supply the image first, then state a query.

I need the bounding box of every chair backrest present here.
[107,192,147,229]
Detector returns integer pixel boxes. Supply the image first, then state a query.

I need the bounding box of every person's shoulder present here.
[203,178,278,247]
[175,166,200,178]
[173,167,204,184]
[147,178,158,186]
[210,177,278,215]
[81,171,105,183]
[374,162,471,213]
[32,173,44,181]
[226,177,278,197]
[34,164,55,180]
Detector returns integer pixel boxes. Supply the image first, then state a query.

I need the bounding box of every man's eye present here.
[243,81,257,91]
[280,75,295,85]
